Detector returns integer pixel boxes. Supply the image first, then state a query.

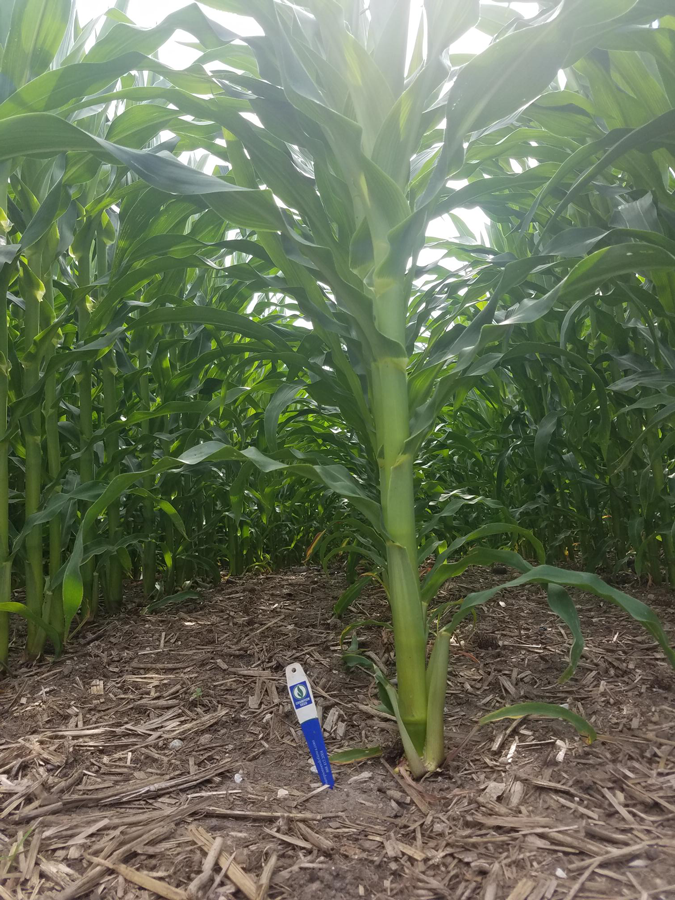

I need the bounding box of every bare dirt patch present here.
[1,567,674,899]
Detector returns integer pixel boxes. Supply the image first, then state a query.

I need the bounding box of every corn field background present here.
[3,1,675,896]
[1,0,675,762]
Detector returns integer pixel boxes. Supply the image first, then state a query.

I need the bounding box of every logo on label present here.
[290,680,312,709]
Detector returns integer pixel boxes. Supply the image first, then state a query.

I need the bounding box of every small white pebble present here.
[555,868,567,879]
[234,773,244,784]
[277,788,289,799]
[169,740,183,751]
[310,764,318,774]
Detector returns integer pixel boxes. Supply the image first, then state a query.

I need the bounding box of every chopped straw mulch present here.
[1,567,675,900]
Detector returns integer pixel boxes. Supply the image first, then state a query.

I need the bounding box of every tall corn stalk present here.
[0,220,11,666]
[20,263,45,658]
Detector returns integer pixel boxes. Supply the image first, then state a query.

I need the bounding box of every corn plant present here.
[1,0,674,778]
[163,0,675,774]
[82,0,675,772]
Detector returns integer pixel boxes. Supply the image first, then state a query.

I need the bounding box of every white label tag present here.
[286,663,318,724]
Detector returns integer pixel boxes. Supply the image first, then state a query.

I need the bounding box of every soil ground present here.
[1,566,675,900]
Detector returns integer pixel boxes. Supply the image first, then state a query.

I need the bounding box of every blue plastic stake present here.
[286,663,335,789]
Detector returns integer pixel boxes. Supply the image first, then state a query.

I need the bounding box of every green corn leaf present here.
[334,574,375,617]
[420,491,504,538]
[330,746,382,764]
[11,482,104,557]
[446,523,545,565]
[0,602,62,656]
[426,0,480,57]
[230,462,253,527]
[339,618,391,645]
[2,0,71,90]
[479,702,597,744]
[130,307,293,351]
[611,402,675,474]
[422,548,533,608]
[419,15,572,207]
[18,155,67,252]
[0,53,200,120]
[264,382,305,452]
[501,343,611,459]
[312,7,395,153]
[83,3,237,64]
[534,410,565,475]
[545,109,675,233]
[546,585,585,683]
[147,496,189,541]
[559,0,639,33]
[375,670,426,778]
[321,543,384,574]
[0,113,283,231]
[446,566,675,670]
[542,228,609,259]
[501,244,675,326]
